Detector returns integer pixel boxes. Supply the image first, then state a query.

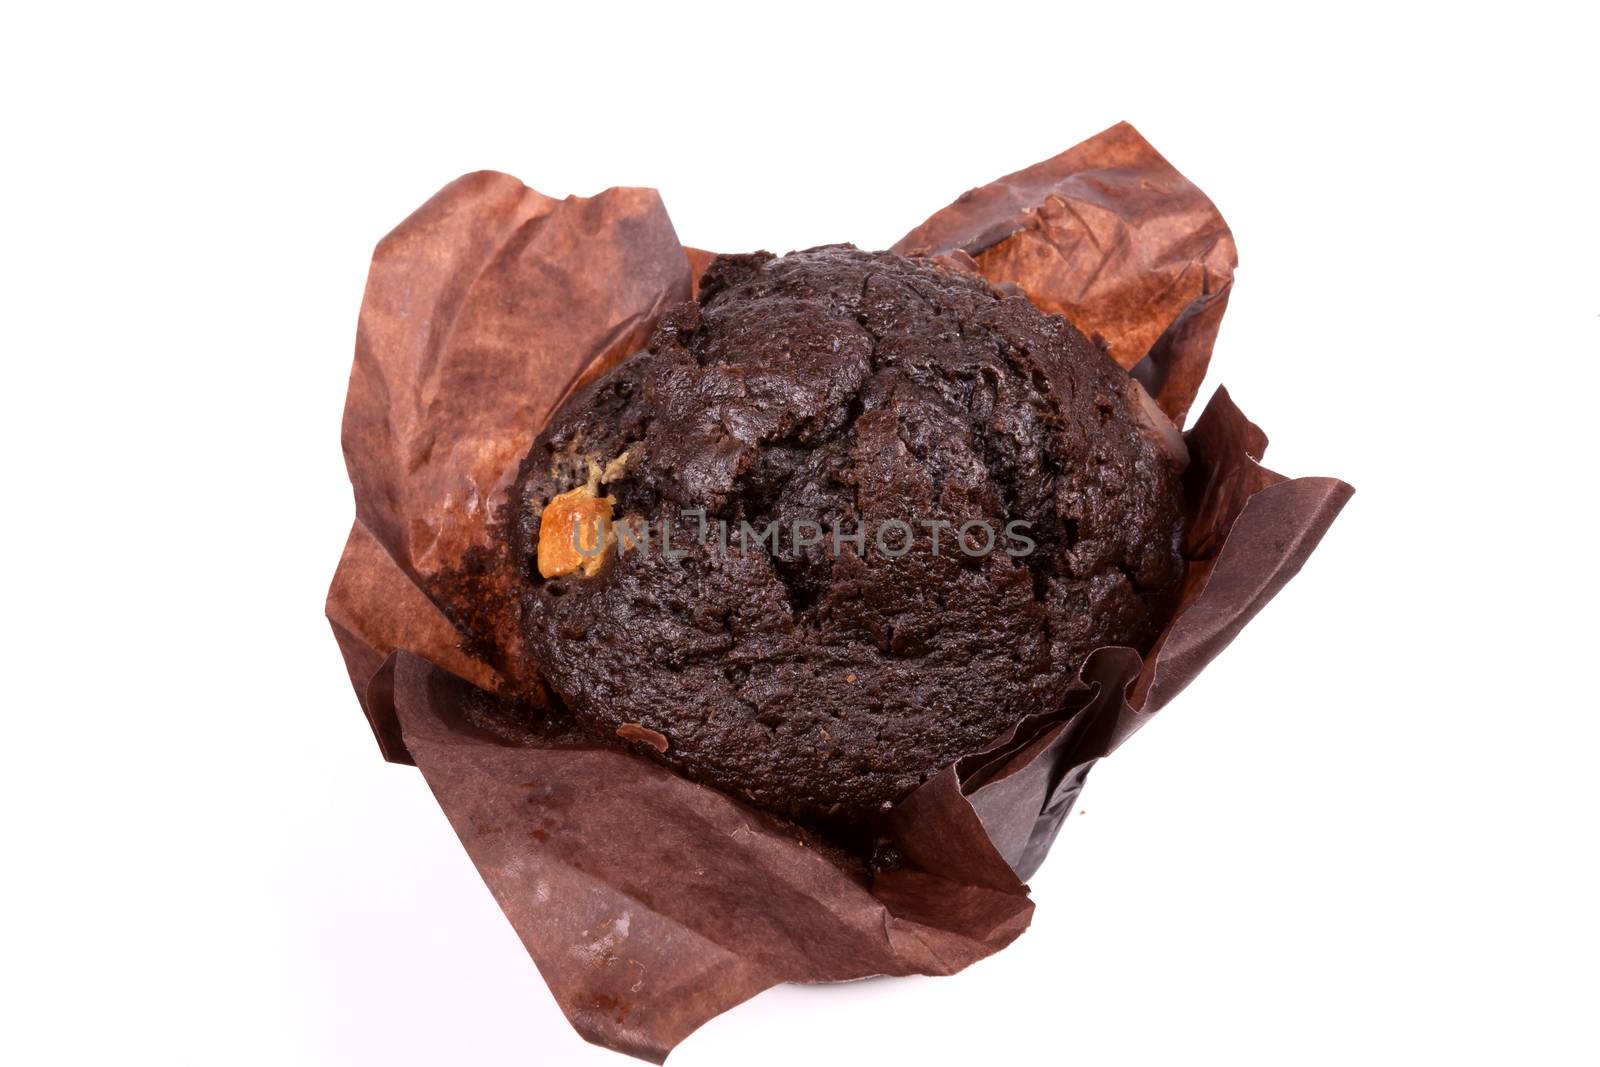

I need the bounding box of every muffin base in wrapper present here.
[327,122,1352,1062]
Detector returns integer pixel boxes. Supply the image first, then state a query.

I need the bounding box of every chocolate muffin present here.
[505,246,1186,821]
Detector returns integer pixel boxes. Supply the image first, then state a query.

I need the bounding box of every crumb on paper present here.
[616,722,669,753]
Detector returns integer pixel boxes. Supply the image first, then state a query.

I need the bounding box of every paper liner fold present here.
[327,122,1350,1060]
[894,120,1237,426]
[392,652,1035,1061]
[341,175,691,588]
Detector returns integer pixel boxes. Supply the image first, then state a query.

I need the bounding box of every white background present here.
[4,3,1596,1064]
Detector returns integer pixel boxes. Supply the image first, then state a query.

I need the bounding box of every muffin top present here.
[507,246,1185,821]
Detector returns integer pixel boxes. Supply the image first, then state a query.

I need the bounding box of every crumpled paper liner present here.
[327,121,1352,1061]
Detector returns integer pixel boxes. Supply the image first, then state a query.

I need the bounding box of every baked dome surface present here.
[508,246,1185,821]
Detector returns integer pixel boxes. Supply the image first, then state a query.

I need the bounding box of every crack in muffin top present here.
[506,245,1185,822]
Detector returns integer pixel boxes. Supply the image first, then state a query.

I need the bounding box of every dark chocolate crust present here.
[507,246,1185,821]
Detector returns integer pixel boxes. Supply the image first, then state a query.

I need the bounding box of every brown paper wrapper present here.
[327,122,1351,1061]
